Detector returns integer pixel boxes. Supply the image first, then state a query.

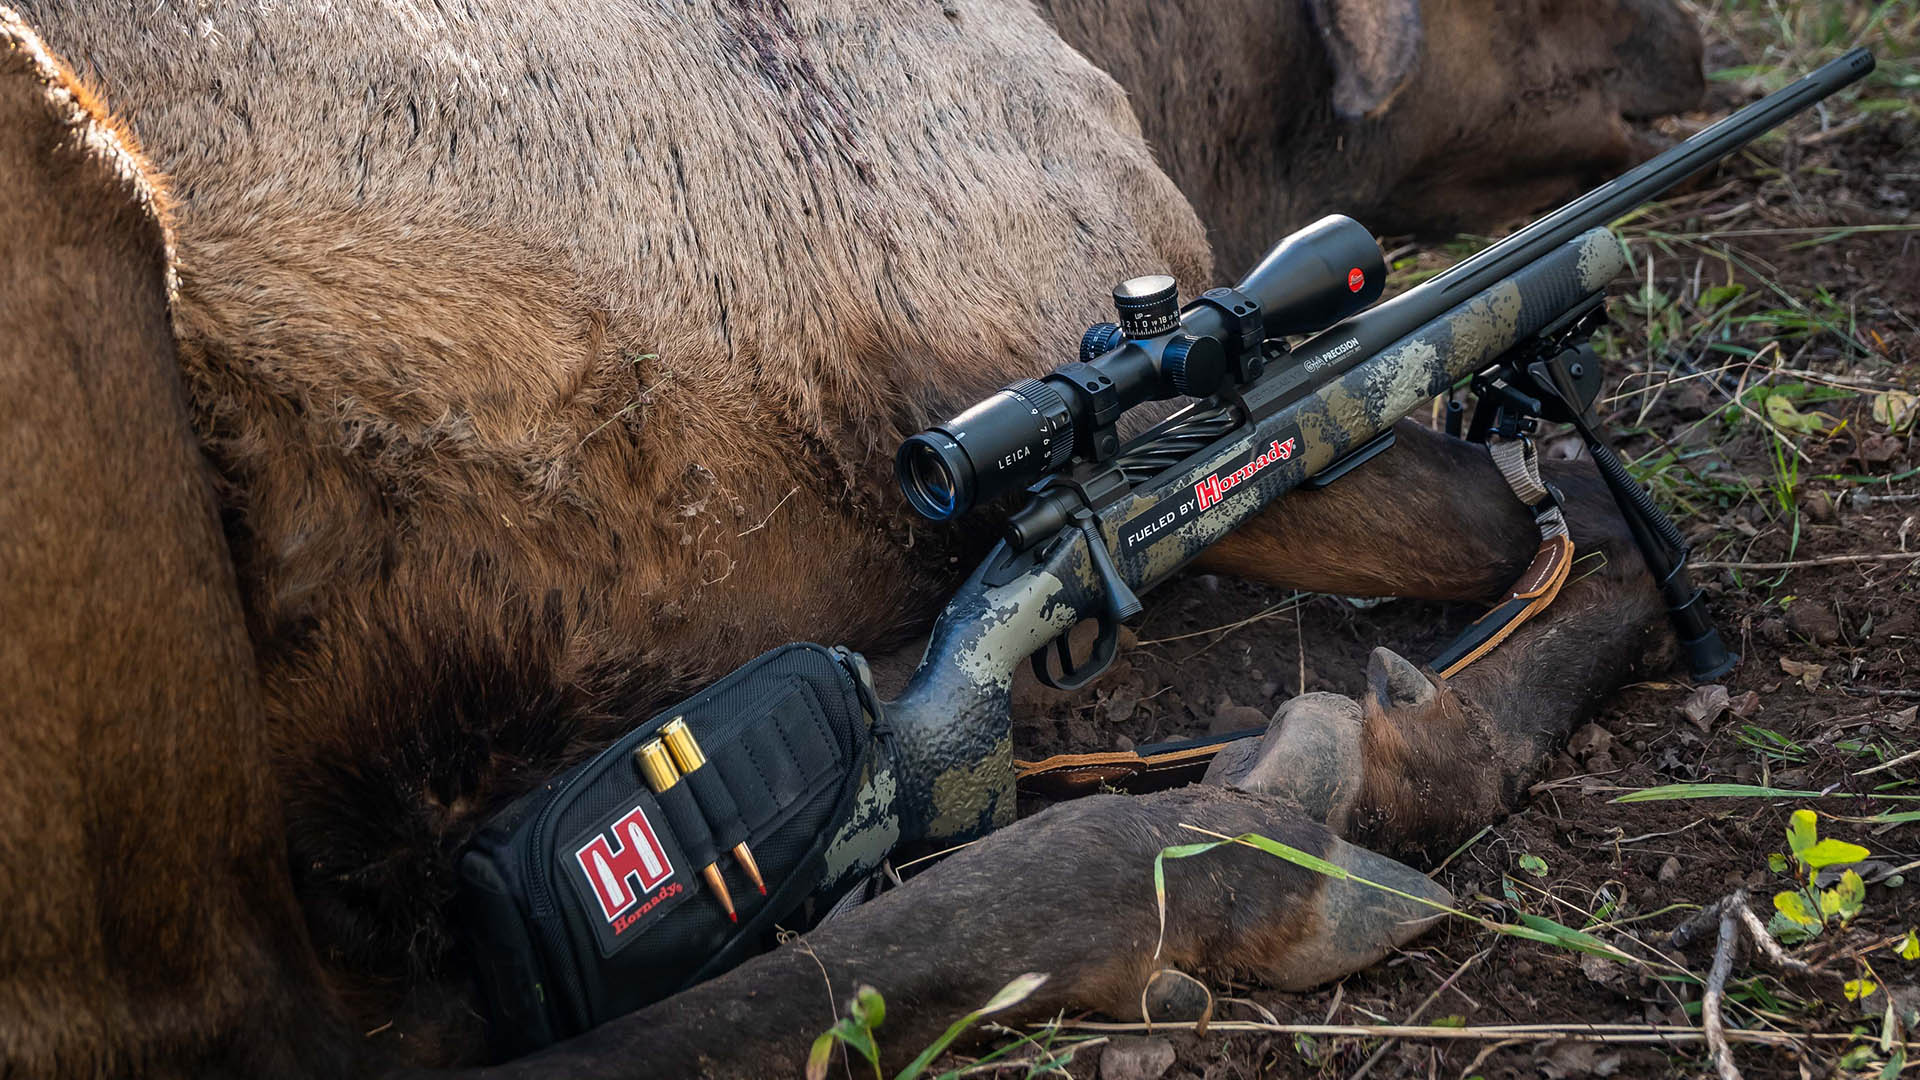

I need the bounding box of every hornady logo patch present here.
[1193,438,1294,510]
[1117,427,1301,557]
[566,797,693,955]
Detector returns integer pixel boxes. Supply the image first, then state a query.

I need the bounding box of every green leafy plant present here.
[1767,809,1870,943]
[807,974,1050,1080]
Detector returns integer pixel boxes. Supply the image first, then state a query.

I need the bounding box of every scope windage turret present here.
[895,215,1384,521]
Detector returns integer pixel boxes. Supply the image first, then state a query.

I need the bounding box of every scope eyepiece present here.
[895,378,1074,519]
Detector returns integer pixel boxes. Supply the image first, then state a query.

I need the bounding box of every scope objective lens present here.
[894,378,1074,520]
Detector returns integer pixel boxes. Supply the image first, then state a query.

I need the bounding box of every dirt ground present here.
[975,6,1920,1078]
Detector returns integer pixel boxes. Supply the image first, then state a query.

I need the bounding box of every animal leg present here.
[1206,512,1671,857]
[477,788,1448,1079]
[0,16,352,1077]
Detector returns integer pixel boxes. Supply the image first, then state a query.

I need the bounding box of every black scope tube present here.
[1280,48,1874,373]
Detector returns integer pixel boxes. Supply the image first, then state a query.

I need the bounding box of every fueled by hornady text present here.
[1117,431,1300,557]
[1193,438,1295,510]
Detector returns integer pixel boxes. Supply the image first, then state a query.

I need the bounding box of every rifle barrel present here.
[1287,47,1875,373]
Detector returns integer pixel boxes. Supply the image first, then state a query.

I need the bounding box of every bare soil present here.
[997,45,1920,1080]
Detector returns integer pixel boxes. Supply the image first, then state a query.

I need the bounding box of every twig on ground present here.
[1701,890,1745,1080]
[1135,594,1306,646]
[1693,552,1920,570]
[1731,903,1815,978]
[1322,981,1346,1025]
[1857,746,1920,776]
[1456,1039,1526,1080]
[1038,1018,1899,1049]
[1848,491,1920,506]
[1838,685,1920,701]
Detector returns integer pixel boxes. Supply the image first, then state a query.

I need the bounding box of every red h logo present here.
[574,806,675,923]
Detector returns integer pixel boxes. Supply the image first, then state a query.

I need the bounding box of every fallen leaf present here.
[1874,390,1918,434]
[1901,930,1920,961]
[1580,953,1629,991]
[1730,691,1763,719]
[1890,706,1918,731]
[1846,978,1880,1002]
[1857,433,1904,466]
[1541,1041,1625,1079]
[1780,657,1826,690]
[1681,684,1732,731]
[1766,393,1834,435]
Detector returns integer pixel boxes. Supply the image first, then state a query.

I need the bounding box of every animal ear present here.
[1306,0,1424,120]
[1365,647,1437,713]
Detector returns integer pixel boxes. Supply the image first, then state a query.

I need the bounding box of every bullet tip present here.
[757,883,769,896]
[728,911,738,923]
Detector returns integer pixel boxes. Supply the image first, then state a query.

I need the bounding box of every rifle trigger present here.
[1030,515,1136,691]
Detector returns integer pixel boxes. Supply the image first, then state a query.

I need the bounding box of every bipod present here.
[1468,331,1738,681]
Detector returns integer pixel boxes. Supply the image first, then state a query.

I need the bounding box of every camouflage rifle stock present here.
[824,48,1875,871]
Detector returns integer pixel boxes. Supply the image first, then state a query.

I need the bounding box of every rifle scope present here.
[896,214,1384,520]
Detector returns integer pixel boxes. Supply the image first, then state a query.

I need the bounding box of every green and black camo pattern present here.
[822,227,1628,867]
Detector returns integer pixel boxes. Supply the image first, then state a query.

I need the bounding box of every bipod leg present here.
[1528,345,1738,680]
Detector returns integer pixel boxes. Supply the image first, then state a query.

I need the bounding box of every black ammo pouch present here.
[456,643,886,1060]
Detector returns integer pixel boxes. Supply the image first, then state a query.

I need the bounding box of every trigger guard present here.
[1031,616,1120,691]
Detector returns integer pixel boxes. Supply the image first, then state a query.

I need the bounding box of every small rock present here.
[1803,490,1837,523]
[1113,733,1135,752]
[1568,723,1613,759]
[1757,617,1789,645]
[1099,1036,1175,1080]
[1586,751,1616,774]
[1787,605,1841,645]
[1657,856,1681,883]
[1209,703,1270,736]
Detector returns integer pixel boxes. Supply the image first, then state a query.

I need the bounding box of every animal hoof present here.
[1204,691,1364,830]
[1140,968,1213,1027]
[1265,836,1452,991]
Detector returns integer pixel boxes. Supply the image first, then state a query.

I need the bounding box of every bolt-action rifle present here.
[873,49,1877,853]
[454,54,1881,1033]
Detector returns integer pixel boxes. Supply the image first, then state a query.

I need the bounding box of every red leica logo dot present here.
[1347,267,1365,292]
